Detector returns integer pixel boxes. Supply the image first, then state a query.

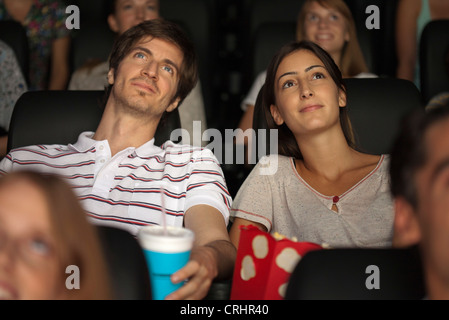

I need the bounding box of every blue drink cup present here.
[137,226,195,300]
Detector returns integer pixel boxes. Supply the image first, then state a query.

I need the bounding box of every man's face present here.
[415,117,449,288]
[109,0,160,35]
[107,36,183,119]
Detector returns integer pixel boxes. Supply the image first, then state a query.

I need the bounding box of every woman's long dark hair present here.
[258,40,356,159]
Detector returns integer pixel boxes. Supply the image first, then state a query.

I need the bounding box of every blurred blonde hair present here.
[296,0,369,77]
[0,171,113,300]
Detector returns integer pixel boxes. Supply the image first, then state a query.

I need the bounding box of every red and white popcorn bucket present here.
[230,225,322,300]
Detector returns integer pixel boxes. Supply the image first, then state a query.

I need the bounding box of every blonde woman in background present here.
[237,0,375,139]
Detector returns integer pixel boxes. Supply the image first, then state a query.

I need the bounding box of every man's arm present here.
[166,204,236,300]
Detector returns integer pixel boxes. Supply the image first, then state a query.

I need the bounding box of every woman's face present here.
[270,49,346,136]
[303,1,350,58]
[109,0,160,35]
[0,180,63,300]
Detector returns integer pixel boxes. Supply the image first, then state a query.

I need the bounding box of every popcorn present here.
[231,225,322,300]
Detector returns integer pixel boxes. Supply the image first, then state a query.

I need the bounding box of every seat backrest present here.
[241,0,305,90]
[344,0,399,78]
[285,246,425,300]
[252,78,424,160]
[159,0,218,125]
[251,22,297,80]
[345,77,423,155]
[243,0,305,38]
[7,90,181,152]
[0,20,29,84]
[419,19,449,104]
[70,21,115,72]
[96,225,152,300]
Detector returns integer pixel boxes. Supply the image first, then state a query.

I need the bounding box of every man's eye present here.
[162,65,173,74]
[135,52,145,59]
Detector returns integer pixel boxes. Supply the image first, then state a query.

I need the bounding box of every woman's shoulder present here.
[353,72,378,79]
[366,154,390,176]
[354,153,389,177]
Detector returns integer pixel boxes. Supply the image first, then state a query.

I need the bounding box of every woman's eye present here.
[282,81,295,89]
[307,14,318,22]
[312,72,325,80]
[28,238,51,256]
[329,14,339,21]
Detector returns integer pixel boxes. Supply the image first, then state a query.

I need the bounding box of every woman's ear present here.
[270,104,284,126]
[107,69,115,85]
[338,88,347,108]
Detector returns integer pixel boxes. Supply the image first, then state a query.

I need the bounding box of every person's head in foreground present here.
[0,171,112,300]
[390,103,449,300]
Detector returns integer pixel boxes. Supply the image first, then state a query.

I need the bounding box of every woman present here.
[0,171,112,299]
[237,0,374,153]
[0,0,71,90]
[230,41,393,249]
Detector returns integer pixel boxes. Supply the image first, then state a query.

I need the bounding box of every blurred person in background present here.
[0,0,71,90]
[0,39,28,158]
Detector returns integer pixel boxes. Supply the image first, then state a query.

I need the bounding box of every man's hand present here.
[164,205,236,300]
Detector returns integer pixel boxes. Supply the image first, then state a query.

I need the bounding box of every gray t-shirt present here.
[231,154,394,248]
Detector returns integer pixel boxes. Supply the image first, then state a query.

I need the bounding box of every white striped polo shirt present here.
[0,132,232,236]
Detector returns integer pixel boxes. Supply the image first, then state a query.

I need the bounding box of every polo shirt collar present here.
[68,131,163,157]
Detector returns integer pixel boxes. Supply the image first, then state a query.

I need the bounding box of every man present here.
[68,0,207,147]
[390,104,449,299]
[0,19,235,300]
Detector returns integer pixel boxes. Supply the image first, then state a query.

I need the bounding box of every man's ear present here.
[270,104,284,126]
[166,97,181,113]
[107,14,120,33]
[107,69,115,85]
[392,197,422,248]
